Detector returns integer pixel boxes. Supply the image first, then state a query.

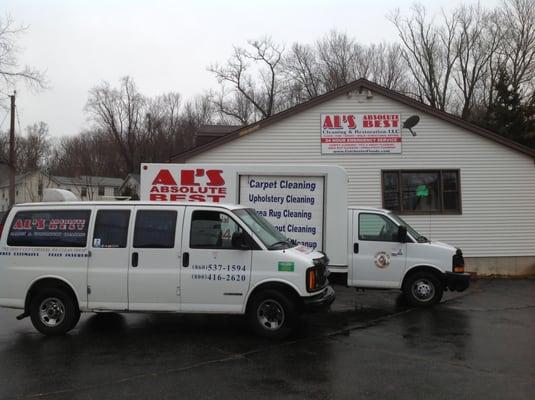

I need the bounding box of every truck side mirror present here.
[232,231,251,250]
[397,226,408,243]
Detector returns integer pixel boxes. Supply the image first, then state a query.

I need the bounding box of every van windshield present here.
[388,212,429,243]
[233,208,294,250]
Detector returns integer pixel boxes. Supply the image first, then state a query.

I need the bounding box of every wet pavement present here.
[0,278,534,400]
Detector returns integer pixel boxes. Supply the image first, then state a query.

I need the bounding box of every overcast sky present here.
[2,0,500,138]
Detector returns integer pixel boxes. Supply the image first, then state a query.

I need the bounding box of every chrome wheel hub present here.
[39,297,65,327]
[412,279,435,301]
[257,299,285,330]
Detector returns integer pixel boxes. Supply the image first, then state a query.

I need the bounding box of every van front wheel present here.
[403,272,443,307]
[247,289,297,339]
[30,288,79,335]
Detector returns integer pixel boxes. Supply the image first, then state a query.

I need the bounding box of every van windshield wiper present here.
[268,240,292,250]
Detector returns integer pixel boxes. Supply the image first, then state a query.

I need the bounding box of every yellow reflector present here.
[453,266,464,273]
[309,270,316,290]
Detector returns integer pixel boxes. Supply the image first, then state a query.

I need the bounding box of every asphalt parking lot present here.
[0,278,533,400]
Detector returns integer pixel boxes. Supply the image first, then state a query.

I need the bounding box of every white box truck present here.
[141,163,470,306]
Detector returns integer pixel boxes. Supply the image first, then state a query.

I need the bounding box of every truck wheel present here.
[29,288,79,335]
[247,289,297,339]
[403,272,443,307]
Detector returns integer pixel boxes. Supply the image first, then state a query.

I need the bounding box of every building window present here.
[98,186,105,196]
[81,187,87,197]
[382,170,461,214]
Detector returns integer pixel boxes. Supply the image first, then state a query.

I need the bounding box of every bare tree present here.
[0,121,51,173]
[390,5,460,110]
[0,15,46,100]
[282,43,322,103]
[453,4,502,119]
[499,0,535,93]
[209,37,285,124]
[85,76,146,174]
[316,30,361,91]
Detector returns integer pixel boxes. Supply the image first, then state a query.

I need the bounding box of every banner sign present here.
[320,113,401,154]
[239,175,324,250]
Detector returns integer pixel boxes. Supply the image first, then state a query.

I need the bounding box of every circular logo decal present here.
[374,251,391,269]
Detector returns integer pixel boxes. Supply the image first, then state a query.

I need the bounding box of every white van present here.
[0,201,334,338]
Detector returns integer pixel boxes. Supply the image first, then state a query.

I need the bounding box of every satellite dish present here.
[403,115,420,136]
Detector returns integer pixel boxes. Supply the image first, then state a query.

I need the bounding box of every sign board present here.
[239,175,324,249]
[320,113,401,154]
[140,164,325,250]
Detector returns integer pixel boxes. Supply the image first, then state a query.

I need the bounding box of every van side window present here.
[190,210,243,249]
[133,210,176,248]
[93,210,130,248]
[359,213,399,242]
[7,210,91,247]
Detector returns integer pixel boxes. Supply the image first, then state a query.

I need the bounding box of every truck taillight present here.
[453,265,464,273]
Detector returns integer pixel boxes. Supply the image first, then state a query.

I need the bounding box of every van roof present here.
[13,201,248,211]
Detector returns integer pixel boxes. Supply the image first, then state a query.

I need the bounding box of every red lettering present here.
[150,194,168,201]
[363,120,373,128]
[152,169,177,185]
[180,170,199,186]
[347,115,356,129]
[206,170,225,186]
[333,115,341,128]
[189,194,206,202]
[169,194,187,201]
[323,115,333,128]
[34,219,46,230]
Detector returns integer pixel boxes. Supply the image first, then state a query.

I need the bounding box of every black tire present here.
[29,287,79,336]
[247,289,298,339]
[403,272,444,307]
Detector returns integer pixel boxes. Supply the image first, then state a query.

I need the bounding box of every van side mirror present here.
[232,231,251,250]
[397,226,408,243]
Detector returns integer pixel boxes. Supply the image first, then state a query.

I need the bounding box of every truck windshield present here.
[388,212,429,243]
[233,208,294,250]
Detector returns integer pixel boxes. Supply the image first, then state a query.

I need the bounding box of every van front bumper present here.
[445,272,470,292]
[302,285,336,312]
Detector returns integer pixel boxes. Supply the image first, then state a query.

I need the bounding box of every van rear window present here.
[7,210,91,247]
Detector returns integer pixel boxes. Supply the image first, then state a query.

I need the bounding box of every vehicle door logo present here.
[374,251,391,268]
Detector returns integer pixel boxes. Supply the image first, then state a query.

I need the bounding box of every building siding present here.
[185,89,535,258]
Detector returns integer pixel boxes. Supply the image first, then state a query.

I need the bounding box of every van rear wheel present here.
[30,288,79,335]
[247,289,297,339]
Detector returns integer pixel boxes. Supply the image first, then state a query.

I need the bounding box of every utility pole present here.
[8,91,16,208]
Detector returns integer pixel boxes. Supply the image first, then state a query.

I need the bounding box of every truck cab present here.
[348,207,469,306]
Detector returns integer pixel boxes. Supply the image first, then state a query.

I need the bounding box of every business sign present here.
[239,175,324,249]
[142,165,233,202]
[140,164,327,250]
[320,113,401,154]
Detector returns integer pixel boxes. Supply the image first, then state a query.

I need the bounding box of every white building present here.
[0,172,123,212]
[171,79,535,276]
